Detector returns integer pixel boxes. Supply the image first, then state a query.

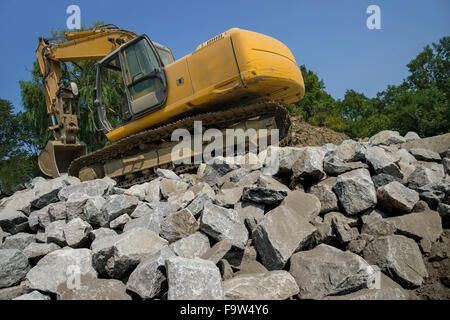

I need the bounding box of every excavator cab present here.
[93,35,169,133]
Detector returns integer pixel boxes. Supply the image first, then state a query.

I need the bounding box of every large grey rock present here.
[169,231,211,258]
[416,181,450,209]
[65,192,92,220]
[217,168,250,187]
[167,190,195,208]
[369,130,405,146]
[92,228,167,279]
[23,242,60,264]
[334,140,366,162]
[123,183,150,201]
[365,146,402,178]
[372,173,404,189]
[409,148,441,162]
[404,131,420,142]
[0,282,28,300]
[197,158,239,186]
[83,196,106,226]
[323,211,358,227]
[166,256,224,300]
[160,179,189,199]
[89,227,117,242]
[241,187,287,205]
[144,178,162,203]
[58,177,115,201]
[363,235,428,288]
[334,168,377,215]
[25,247,97,294]
[1,232,35,251]
[160,208,199,243]
[407,165,444,190]
[215,187,244,208]
[289,244,377,299]
[0,249,30,288]
[201,240,232,264]
[200,202,248,249]
[377,181,419,214]
[323,155,367,176]
[126,246,175,299]
[257,174,290,192]
[331,217,358,243]
[0,208,28,234]
[188,182,215,199]
[157,168,180,180]
[223,271,299,300]
[0,189,36,214]
[401,133,450,156]
[234,201,265,227]
[63,218,93,248]
[252,204,316,270]
[47,201,67,221]
[386,210,442,242]
[44,220,67,246]
[109,214,131,230]
[28,206,50,231]
[361,211,397,237]
[56,273,131,300]
[310,178,338,214]
[13,290,51,300]
[100,194,138,225]
[292,147,325,182]
[281,190,321,221]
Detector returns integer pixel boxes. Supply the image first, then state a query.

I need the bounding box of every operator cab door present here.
[94,35,168,133]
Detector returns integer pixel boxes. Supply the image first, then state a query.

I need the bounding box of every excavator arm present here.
[36,25,137,177]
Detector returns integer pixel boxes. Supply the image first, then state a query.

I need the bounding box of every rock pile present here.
[0,130,449,300]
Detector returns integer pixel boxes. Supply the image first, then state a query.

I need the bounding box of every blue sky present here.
[0,0,449,113]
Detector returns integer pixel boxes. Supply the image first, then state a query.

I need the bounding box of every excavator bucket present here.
[38,140,87,178]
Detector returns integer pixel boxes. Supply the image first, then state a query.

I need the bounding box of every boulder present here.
[0,189,36,214]
[0,208,28,234]
[58,177,115,201]
[65,192,92,220]
[14,290,51,300]
[215,187,244,208]
[409,148,441,162]
[56,273,131,300]
[144,178,162,203]
[201,240,232,264]
[100,194,138,225]
[289,244,377,299]
[92,228,167,279]
[401,133,450,155]
[167,190,195,208]
[45,220,67,246]
[28,206,50,231]
[372,173,404,189]
[334,140,366,162]
[160,179,189,199]
[369,130,405,146]
[109,213,131,230]
[169,231,211,258]
[323,155,367,175]
[334,168,377,215]
[197,158,239,186]
[291,147,325,182]
[166,256,224,300]
[0,283,28,300]
[188,182,215,199]
[223,271,299,300]
[186,192,214,217]
[363,235,428,288]
[1,232,35,251]
[416,181,449,209]
[323,211,358,227]
[257,175,290,192]
[63,218,93,248]
[159,208,199,243]
[47,202,67,221]
[25,248,97,294]
[331,217,358,243]
[361,211,397,237]
[200,202,248,249]
[217,168,250,187]
[23,242,60,264]
[407,166,444,190]
[365,146,402,178]
[281,190,321,221]
[241,187,287,205]
[126,246,175,299]
[156,168,180,180]
[83,196,106,226]
[386,210,442,242]
[404,131,420,142]
[376,181,419,214]
[234,201,265,227]
[0,249,30,288]
[309,178,338,214]
[252,204,316,270]
[89,227,117,242]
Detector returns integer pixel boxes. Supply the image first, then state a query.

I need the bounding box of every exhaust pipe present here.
[38,140,87,178]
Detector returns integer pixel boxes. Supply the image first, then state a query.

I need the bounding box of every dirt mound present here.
[288,116,349,147]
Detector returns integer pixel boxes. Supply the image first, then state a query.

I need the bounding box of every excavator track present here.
[68,100,291,188]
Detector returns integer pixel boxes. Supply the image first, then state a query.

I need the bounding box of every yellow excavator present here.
[36,24,304,187]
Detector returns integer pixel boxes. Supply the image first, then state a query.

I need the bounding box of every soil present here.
[413,229,450,300]
[288,116,349,148]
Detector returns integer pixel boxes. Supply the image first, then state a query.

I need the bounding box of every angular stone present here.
[416,181,449,209]
[0,208,28,234]
[200,202,248,249]
[65,192,92,220]
[167,190,195,208]
[223,271,299,300]
[234,201,264,226]
[401,133,450,155]
[160,179,189,199]
[334,140,367,162]
[289,244,377,299]
[215,187,244,208]
[369,130,405,146]
[201,240,232,264]
[291,147,325,182]
[372,173,404,189]
[89,227,117,242]
[58,177,115,201]
[160,208,199,243]
[323,155,367,176]
[63,218,92,248]
[126,246,175,299]
[187,192,214,217]
[26,248,97,294]
[218,259,234,280]
[0,249,30,288]
[323,211,358,227]
[83,196,106,226]
[361,211,397,237]
[407,166,444,190]
[56,273,131,300]
[123,183,150,201]
[23,242,60,264]
[377,181,419,214]
[386,210,442,242]
[14,290,51,300]
[92,228,167,279]
[334,168,377,215]
[234,260,268,276]
[100,194,138,225]
[310,178,338,214]
[217,168,250,187]
[224,246,257,269]
[47,202,67,222]
[169,231,210,259]
[252,204,316,270]
[332,217,357,243]
[0,189,36,214]
[280,190,321,222]
[109,214,131,230]
[242,187,287,205]
[156,168,180,180]
[188,182,215,199]
[257,175,290,192]
[396,148,417,164]
[166,256,223,300]
[365,146,402,178]
[45,220,67,246]
[0,283,27,300]
[28,207,49,232]
[1,232,35,251]
[144,178,162,203]
[363,235,428,288]
[404,131,420,142]
[409,148,441,162]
